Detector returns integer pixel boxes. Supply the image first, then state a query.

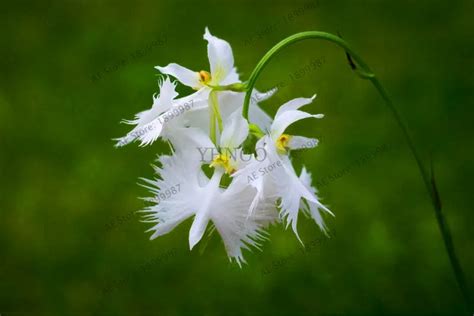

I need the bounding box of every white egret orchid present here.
[115,77,178,147]
[234,95,332,241]
[116,28,335,266]
[156,28,275,138]
[115,77,209,147]
[141,152,278,266]
[156,27,239,98]
[116,28,274,147]
[141,112,279,265]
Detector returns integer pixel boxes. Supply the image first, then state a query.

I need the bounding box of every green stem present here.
[243,31,472,312]
[210,90,223,133]
[208,82,246,92]
[209,101,216,145]
[242,32,371,118]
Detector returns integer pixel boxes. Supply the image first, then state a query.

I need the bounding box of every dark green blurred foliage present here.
[1,0,473,315]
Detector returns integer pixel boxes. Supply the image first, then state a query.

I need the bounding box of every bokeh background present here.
[1,0,473,315]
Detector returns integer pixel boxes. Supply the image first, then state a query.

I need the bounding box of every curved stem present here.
[243,31,472,312]
[242,32,372,119]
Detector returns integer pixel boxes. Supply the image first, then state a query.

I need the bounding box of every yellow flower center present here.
[210,153,236,175]
[198,70,212,85]
[276,134,292,154]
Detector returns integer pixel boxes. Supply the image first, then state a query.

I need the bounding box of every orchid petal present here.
[288,136,319,150]
[271,110,323,140]
[203,27,237,84]
[155,63,201,89]
[220,110,249,149]
[275,95,316,118]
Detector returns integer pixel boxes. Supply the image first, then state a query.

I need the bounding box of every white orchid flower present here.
[207,110,252,174]
[156,27,239,98]
[116,28,275,148]
[114,77,177,147]
[156,28,274,134]
[115,77,209,147]
[176,89,276,136]
[269,95,323,154]
[234,95,331,241]
[115,28,336,265]
[140,107,280,265]
[141,151,278,266]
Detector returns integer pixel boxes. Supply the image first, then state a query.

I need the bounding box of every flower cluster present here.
[115,28,333,266]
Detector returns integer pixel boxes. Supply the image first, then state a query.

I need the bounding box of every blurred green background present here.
[1,0,473,315]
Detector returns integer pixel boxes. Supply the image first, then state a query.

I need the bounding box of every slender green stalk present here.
[242,32,371,118]
[209,100,216,145]
[210,90,223,133]
[208,83,246,92]
[242,31,472,312]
